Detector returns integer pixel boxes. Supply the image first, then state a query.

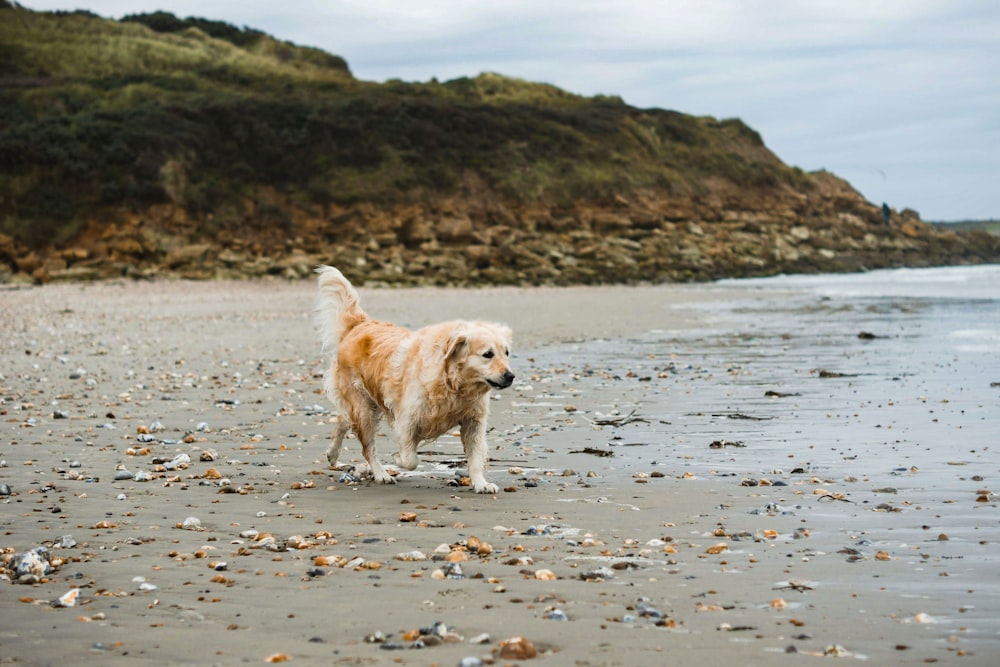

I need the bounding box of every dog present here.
[314,265,514,493]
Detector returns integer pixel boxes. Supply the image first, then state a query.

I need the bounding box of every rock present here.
[499,636,537,660]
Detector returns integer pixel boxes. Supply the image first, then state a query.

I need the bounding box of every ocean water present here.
[544,262,999,497]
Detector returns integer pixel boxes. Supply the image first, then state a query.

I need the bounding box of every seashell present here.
[547,608,568,621]
[394,550,427,561]
[499,636,537,660]
[913,612,936,624]
[264,654,291,663]
[399,512,417,522]
[771,598,788,609]
[444,550,468,563]
[180,517,203,531]
[534,568,556,581]
[434,543,452,554]
[875,551,892,561]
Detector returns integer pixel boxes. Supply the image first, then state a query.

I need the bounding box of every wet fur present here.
[314,265,514,493]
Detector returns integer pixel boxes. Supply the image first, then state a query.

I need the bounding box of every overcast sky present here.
[23,0,1000,221]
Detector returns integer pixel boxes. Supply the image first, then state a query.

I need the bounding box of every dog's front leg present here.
[325,415,351,466]
[461,418,498,494]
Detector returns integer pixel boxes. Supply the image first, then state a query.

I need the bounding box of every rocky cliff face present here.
[3,170,995,286]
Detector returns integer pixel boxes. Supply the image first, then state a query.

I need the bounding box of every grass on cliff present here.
[0,4,811,248]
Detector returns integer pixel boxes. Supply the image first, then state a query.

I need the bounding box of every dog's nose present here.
[502,371,515,386]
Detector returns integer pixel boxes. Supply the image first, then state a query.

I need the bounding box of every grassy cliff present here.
[1,3,996,284]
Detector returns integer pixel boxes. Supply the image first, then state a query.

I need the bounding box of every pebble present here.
[459,658,484,667]
[547,609,569,621]
[0,484,11,496]
[54,588,80,607]
[114,470,134,481]
[12,547,52,577]
[498,636,537,660]
[636,598,663,619]
[580,566,615,581]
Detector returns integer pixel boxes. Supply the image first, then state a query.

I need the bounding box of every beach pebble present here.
[547,608,569,621]
[53,588,80,607]
[0,484,11,496]
[133,470,152,482]
[580,566,615,581]
[636,599,663,619]
[468,632,491,645]
[499,636,537,660]
[394,550,427,561]
[12,547,52,577]
[114,469,134,481]
[459,658,484,667]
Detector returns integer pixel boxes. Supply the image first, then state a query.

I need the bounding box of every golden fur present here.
[314,265,514,493]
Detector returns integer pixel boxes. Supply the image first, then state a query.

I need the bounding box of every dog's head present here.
[445,322,515,391]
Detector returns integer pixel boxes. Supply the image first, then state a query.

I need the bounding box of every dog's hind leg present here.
[392,434,420,471]
[325,415,351,467]
[461,417,498,494]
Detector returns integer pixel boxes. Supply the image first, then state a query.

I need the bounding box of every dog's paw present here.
[472,481,499,494]
[372,472,397,485]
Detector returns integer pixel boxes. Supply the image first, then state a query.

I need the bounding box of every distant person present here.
[882,203,891,226]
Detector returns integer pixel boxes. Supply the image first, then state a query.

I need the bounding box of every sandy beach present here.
[2,274,998,666]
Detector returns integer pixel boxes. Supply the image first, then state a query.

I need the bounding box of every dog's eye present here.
[482,350,495,359]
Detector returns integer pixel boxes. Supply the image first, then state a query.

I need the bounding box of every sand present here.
[1,278,997,666]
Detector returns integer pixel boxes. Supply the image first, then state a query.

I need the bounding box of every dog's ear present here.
[444,328,468,361]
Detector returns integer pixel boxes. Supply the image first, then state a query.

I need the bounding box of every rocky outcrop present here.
[2,174,996,286]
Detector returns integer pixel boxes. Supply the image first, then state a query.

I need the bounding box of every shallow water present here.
[515,265,1000,655]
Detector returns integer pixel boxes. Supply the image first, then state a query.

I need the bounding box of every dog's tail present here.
[314,265,367,355]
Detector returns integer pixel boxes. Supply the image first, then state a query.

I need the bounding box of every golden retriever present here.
[314,265,514,493]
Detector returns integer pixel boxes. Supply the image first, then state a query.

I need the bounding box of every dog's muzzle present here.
[488,371,515,389]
